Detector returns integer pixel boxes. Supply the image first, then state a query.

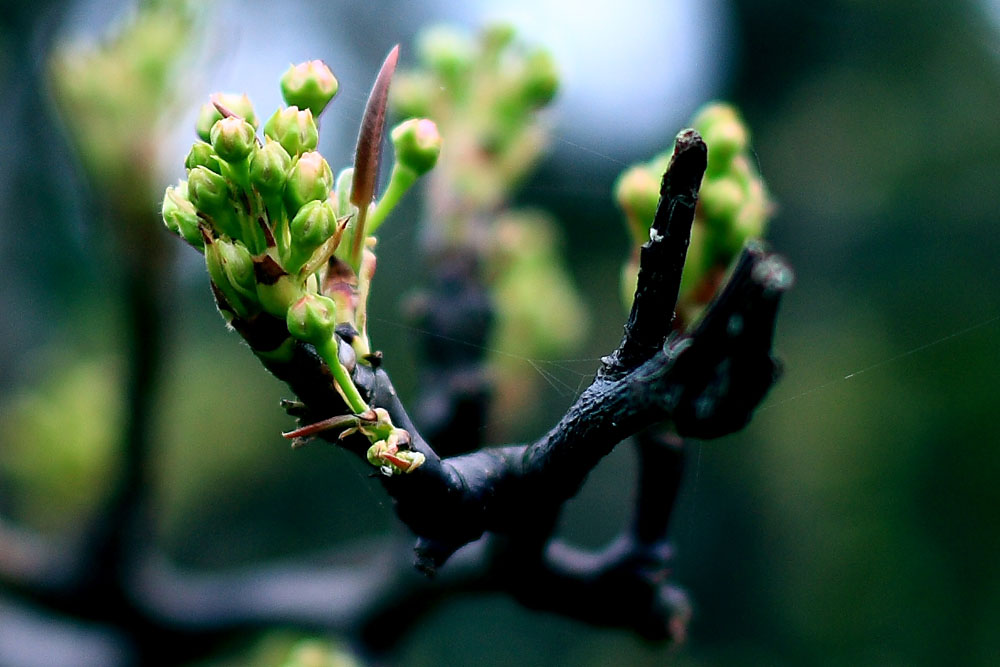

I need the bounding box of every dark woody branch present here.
[0,131,790,654]
[253,131,791,573]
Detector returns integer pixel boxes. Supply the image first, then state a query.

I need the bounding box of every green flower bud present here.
[197,93,259,142]
[210,116,256,164]
[286,292,337,345]
[285,151,333,214]
[263,106,318,157]
[161,181,203,249]
[280,60,339,117]
[249,139,291,198]
[391,118,442,176]
[521,48,558,107]
[481,23,516,53]
[286,199,336,274]
[185,141,221,173]
[614,165,660,244]
[217,237,257,301]
[187,165,230,217]
[216,93,258,128]
[206,238,253,318]
[691,102,748,174]
[724,191,768,257]
[699,175,744,227]
[418,25,475,81]
[196,102,222,142]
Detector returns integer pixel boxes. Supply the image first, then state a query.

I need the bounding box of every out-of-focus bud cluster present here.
[48,0,197,222]
[390,23,560,235]
[392,24,588,434]
[615,102,773,326]
[487,211,590,419]
[162,57,440,473]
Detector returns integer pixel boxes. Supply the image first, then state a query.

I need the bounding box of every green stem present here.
[316,337,369,414]
[367,164,417,234]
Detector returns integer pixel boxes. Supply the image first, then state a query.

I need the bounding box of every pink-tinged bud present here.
[390,118,442,176]
[280,60,339,117]
[210,116,256,164]
[285,151,333,214]
[263,106,318,157]
[217,93,259,127]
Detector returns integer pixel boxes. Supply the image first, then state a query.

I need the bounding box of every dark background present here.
[1,1,999,664]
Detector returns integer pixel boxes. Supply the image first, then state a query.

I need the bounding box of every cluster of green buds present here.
[391,23,559,242]
[162,56,440,474]
[615,102,773,326]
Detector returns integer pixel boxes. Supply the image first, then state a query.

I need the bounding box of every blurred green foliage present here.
[0,352,123,533]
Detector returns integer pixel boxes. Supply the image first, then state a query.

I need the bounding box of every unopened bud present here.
[280,60,339,117]
[521,48,558,107]
[196,102,222,143]
[162,181,203,249]
[391,118,442,176]
[286,292,337,344]
[285,151,333,214]
[185,141,221,173]
[263,106,318,157]
[197,93,259,142]
[725,196,768,257]
[187,165,230,218]
[691,103,748,174]
[481,23,516,52]
[217,238,257,300]
[206,238,253,318]
[699,175,744,227]
[418,25,474,81]
[249,139,291,198]
[614,165,660,244]
[287,199,336,274]
[210,116,256,164]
